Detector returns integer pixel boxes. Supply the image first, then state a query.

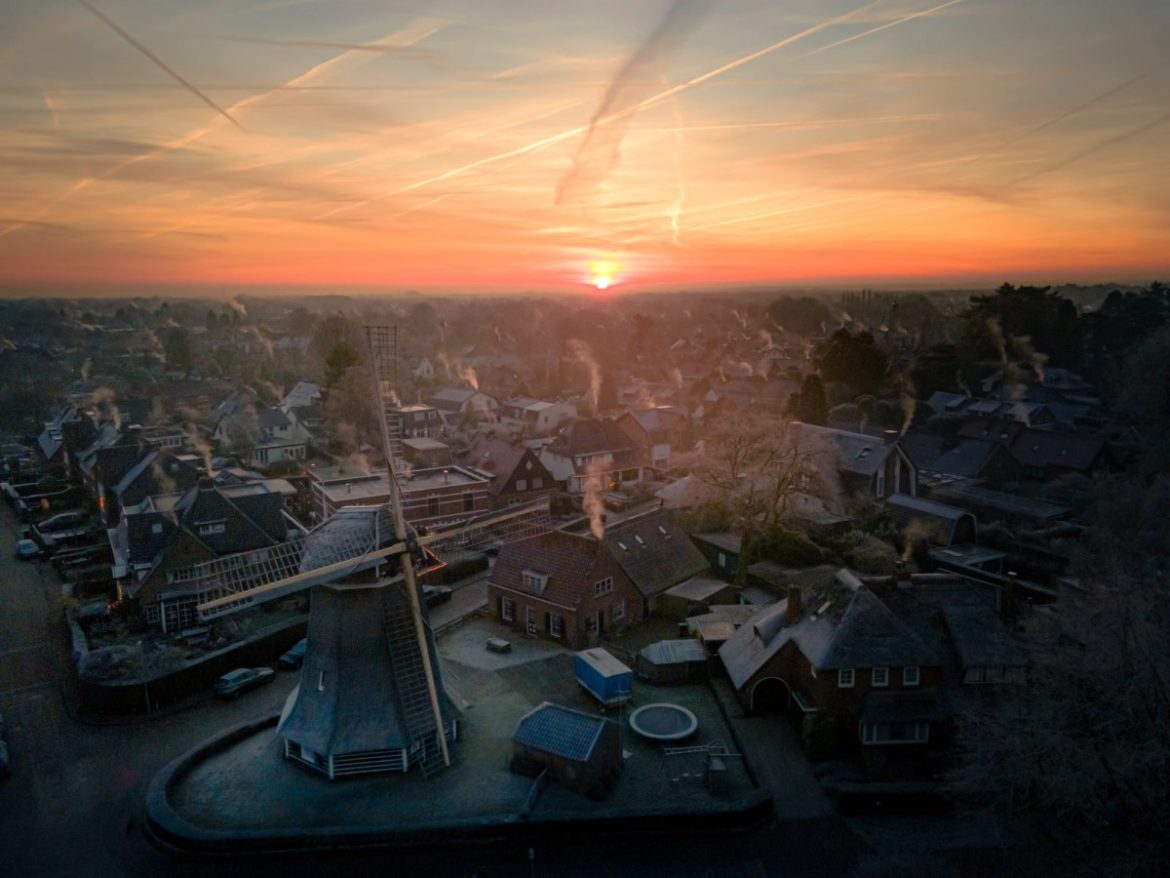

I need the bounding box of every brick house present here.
[462,434,558,509]
[719,577,942,759]
[488,531,644,648]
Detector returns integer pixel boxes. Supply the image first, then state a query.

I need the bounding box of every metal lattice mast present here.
[364,325,450,769]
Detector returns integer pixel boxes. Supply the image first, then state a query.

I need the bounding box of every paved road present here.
[0,501,869,878]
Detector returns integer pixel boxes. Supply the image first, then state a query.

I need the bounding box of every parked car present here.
[422,585,453,607]
[16,538,42,560]
[278,638,308,670]
[213,667,275,699]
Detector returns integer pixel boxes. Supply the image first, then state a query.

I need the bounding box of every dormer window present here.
[197,519,227,537]
[522,569,549,594]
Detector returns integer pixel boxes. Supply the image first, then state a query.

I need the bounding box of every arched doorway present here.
[750,676,791,714]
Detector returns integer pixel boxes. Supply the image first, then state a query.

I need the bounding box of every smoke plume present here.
[582,466,606,539]
[90,387,121,430]
[459,364,480,391]
[568,339,602,412]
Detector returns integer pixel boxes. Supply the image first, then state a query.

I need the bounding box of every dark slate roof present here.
[602,510,710,598]
[886,493,974,523]
[958,418,1025,446]
[806,588,940,671]
[463,435,534,496]
[720,581,940,689]
[941,605,1027,670]
[491,531,601,608]
[550,418,637,459]
[1008,429,1106,472]
[639,639,708,667]
[791,423,898,478]
[255,406,290,431]
[170,481,287,555]
[512,702,609,762]
[899,433,1004,479]
[277,582,453,756]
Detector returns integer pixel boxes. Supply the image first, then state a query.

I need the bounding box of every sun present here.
[589,259,619,291]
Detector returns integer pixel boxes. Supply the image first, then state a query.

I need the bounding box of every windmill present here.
[186,326,552,779]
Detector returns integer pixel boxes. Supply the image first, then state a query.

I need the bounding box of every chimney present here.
[786,585,801,621]
[882,429,899,445]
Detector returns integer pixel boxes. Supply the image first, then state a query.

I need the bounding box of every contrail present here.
[556,0,712,205]
[207,35,444,61]
[75,0,244,130]
[1,17,443,238]
[1007,109,1170,188]
[997,59,1170,152]
[795,0,969,60]
[319,0,885,220]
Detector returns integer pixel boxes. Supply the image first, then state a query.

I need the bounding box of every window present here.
[501,597,515,623]
[151,522,163,535]
[594,576,613,597]
[718,552,727,568]
[522,570,548,593]
[838,668,855,688]
[613,599,626,622]
[197,520,226,537]
[515,479,527,492]
[872,667,889,688]
[861,722,930,746]
[547,613,565,638]
[525,607,537,634]
[903,666,920,687]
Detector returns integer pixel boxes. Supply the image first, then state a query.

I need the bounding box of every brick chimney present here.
[786,585,801,622]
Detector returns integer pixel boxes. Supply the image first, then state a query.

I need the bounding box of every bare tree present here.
[673,412,838,580]
[950,475,1170,877]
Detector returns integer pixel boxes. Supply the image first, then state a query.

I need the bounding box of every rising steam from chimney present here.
[582,466,606,539]
[568,338,602,411]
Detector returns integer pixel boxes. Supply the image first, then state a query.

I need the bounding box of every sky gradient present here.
[1,0,1168,292]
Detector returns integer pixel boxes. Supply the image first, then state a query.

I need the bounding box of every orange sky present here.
[1,0,1168,292]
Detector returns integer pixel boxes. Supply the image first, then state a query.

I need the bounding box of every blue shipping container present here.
[575,648,633,708]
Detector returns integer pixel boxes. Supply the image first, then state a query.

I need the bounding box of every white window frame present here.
[612,599,626,622]
[522,570,548,594]
[515,479,527,492]
[594,576,613,597]
[838,668,855,689]
[548,613,565,638]
[860,722,930,746]
[872,667,889,688]
[501,597,515,623]
[903,666,920,687]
